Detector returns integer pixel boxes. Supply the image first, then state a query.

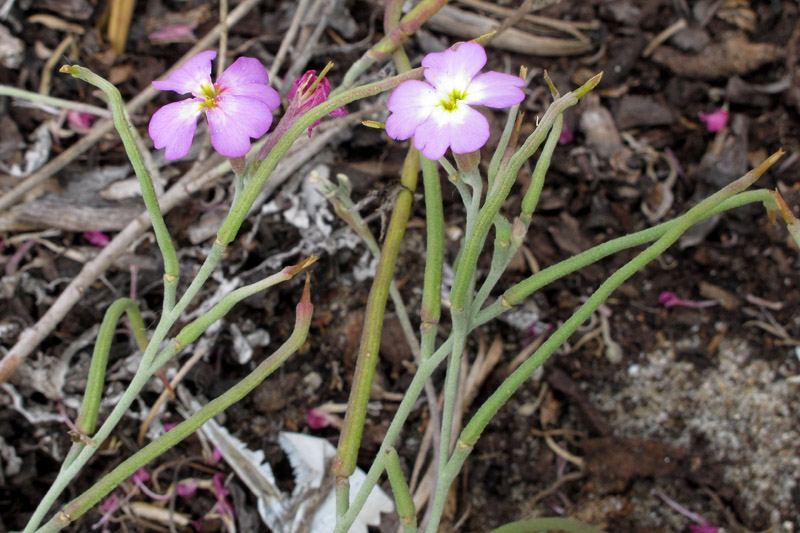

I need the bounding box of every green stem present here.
[337,186,778,533]
[60,299,147,474]
[420,157,444,361]
[333,149,420,479]
[59,66,179,294]
[35,282,313,533]
[470,112,563,320]
[336,0,451,92]
[75,298,147,435]
[423,155,780,533]
[449,77,598,316]
[520,113,562,220]
[385,447,417,533]
[216,68,423,246]
[0,84,112,117]
[24,242,227,532]
[487,102,522,190]
[490,517,604,533]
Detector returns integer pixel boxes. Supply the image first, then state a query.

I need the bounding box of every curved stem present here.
[35,281,313,533]
[59,66,179,296]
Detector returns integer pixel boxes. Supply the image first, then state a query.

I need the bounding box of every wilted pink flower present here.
[288,70,348,136]
[162,421,179,432]
[149,50,280,159]
[699,108,729,133]
[385,41,525,160]
[83,231,110,247]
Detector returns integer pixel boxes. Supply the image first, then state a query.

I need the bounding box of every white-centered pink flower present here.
[385,42,525,160]
[148,50,280,160]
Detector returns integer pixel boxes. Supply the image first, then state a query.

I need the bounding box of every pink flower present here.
[287,70,348,136]
[385,41,525,160]
[699,108,729,133]
[149,50,280,160]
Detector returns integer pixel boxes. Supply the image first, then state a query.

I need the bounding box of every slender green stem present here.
[422,156,780,533]
[490,517,604,533]
[337,186,778,533]
[59,66,179,289]
[487,103,522,190]
[75,298,147,436]
[449,80,594,316]
[470,112,563,320]
[335,336,454,533]
[385,447,417,533]
[24,242,227,532]
[333,149,420,479]
[336,0,450,92]
[319,177,419,359]
[521,113,562,220]
[217,68,423,246]
[0,84,112,117]
[35,282,313,533]
[59,299,147,474]
[420,157,444,360]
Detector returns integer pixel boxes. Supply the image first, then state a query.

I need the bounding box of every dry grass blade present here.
[428,5,595,56]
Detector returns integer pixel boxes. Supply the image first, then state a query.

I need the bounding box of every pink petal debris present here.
[385,41,526,160]
[689,526,719,533]
[67,110,96,132]
[211,446,223,465]
[212,473,234,518]
[658,291,718,309]
[176,479,199,499]
[699,108,729,133]
[83,231,110,247]
[306,407,335,429]
[148,23,197,43]
[558,123,574,145]
[149,50,281,160]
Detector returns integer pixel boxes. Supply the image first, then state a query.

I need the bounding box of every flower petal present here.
[464,71,525,108]
[206,95,275,157]
[422,42,486,94]
[216,57,281,109]
[148,99,202,160]
[413,104,489,160]
[152,50,216,95]
[385,80,439,141]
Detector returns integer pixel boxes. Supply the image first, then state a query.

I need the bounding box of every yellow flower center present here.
[198,83,220,109]
[440,88,467,112]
